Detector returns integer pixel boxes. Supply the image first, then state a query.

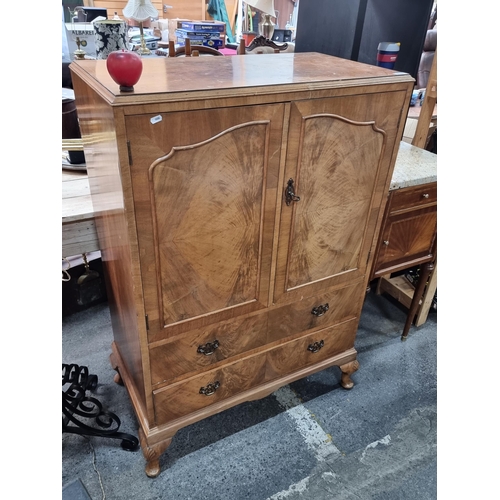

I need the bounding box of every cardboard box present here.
[175,29,221,40]
[65,23,97,60]
[150,19,169,40]
[150,19,169,31]
[180,20,226,33]
[176,37,224,49]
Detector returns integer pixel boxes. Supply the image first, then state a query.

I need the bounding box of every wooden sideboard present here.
[370,141,437,336]
[70,53,413,477]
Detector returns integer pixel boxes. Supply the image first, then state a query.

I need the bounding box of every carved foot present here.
[109,351,124,385]
[339,360,359,390]
[139,428,173,478]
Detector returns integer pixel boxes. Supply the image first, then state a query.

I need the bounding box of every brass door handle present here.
[199,381,220,396]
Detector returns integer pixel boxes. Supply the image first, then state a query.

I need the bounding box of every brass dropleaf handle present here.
[197,340,220,356]
[307,340,324,353]
[311,303,329,317]
[199,381,220,396]
[285,178,300,206]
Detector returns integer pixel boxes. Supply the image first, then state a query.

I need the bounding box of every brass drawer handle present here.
[311,303,329,317]
[199,381,220,396]
[422,193,429,198]
[307,340,324,353]
[197,340,220,356]
[285,178,301,206]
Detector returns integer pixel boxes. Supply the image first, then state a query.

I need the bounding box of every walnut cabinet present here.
[70,53,413,477]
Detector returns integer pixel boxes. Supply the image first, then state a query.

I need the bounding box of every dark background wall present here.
[294,0,434,80]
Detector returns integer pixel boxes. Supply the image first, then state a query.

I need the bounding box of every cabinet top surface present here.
[391,141,437,190]
[70,52,413,104]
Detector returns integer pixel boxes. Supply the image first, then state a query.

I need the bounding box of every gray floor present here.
[62,290,437,500]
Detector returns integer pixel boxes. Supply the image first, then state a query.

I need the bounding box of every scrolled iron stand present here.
[62,363,139,451]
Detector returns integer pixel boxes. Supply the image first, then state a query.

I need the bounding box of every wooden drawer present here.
[267,281,364,344]
[153,352,267,425]
[389,182,437,213]
[266,319,358,381]
[149,312,268,387]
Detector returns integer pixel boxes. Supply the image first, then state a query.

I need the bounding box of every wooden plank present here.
[63,194,94,221]
[378,275,414,309]
[63,219,100,257]
[62,170,99,256]
[412,47,437,149]
[62,172,94,221]
[62,178,91,200]
[62,170,85,181]
[415,260,437,326]
[62,138,84,151]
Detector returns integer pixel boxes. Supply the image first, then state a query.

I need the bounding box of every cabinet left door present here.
[124,104,285,341]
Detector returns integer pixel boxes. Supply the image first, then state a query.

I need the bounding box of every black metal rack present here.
[62,363,139,451]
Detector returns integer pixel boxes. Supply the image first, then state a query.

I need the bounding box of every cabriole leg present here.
[339,360,360,389]
[139,428,173,478]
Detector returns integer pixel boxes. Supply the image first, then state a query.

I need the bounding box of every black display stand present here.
[62,363,139,451]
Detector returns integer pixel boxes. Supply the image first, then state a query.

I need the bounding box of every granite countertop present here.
[390,141,437,190]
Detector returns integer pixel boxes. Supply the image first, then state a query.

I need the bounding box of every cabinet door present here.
[274,91,406,304]
[125,105,284,339]
[373,207,437,274]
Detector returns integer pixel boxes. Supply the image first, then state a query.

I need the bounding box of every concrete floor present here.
[62,290,437,500]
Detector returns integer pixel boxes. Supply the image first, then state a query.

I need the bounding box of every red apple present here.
[106,49,143,92]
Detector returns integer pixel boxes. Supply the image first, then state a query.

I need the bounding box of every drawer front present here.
[150,312,268,386]
[153,352,267,425]
[390,182,437,213]
[266,319,357,381]
[267,281,364,344]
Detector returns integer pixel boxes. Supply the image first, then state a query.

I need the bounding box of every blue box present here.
[176,37,224,49]
[175,29,221,40]
[180,21,225,33]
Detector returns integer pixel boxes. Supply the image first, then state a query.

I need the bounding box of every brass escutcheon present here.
[285,178,301,206]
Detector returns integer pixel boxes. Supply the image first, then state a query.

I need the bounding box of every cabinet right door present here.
[274,91,407,304]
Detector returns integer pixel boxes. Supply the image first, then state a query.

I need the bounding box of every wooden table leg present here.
[401,261,434,341]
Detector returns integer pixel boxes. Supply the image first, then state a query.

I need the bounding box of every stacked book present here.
[175,20,226,49]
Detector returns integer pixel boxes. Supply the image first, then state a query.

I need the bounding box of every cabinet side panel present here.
[71,72,147,408]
